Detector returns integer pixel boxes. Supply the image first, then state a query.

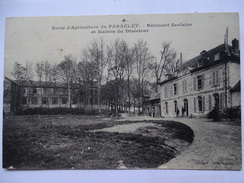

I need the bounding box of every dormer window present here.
[198,60,203,67]
[214,52,220,61]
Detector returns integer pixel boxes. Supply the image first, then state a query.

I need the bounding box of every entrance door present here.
[183,99,189,116]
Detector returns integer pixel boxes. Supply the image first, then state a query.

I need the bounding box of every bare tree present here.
[107,38,127,115]
[12,61,33,83]
[121,41,136,113]
[86,38,107,113]
[149,42,177,92]
[57,55,76,108]
[35,61,44,83]
[78,49,97,109]
[133,39,152,114]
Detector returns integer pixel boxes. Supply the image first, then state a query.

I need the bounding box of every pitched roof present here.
[159,43,240,85]
[147,92,160,101]
[179,44,231,70]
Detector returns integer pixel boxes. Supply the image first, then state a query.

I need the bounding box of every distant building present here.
[143,93,161,117]
[158,39,240,117]
[4,77,98,113]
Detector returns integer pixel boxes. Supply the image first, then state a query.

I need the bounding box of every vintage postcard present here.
[2,13,241,170]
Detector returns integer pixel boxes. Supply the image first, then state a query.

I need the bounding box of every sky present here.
[4,13,239,79]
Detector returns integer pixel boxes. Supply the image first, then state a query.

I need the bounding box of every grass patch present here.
[3,115,194,169]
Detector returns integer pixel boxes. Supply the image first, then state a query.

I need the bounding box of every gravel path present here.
[94,122,158,133]
[158,117,242,170]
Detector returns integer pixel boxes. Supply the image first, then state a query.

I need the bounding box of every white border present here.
[0,1,243,183]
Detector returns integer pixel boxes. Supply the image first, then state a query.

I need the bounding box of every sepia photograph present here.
[2,13,241,170]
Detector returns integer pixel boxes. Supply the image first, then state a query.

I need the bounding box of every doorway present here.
[183,98,189,116]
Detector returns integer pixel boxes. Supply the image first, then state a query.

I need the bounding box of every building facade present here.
[143,93,161,117]
[4,78,98,113]
[158,39,240,117]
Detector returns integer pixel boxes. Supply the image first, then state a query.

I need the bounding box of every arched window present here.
[197,96,202,112]
[174,100,177,113]
[165,102,168,114]
[213,93,219,110]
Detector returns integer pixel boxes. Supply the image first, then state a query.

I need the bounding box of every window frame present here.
[197,96,203,112]
[31,97,38,105]
[173,83,177,95]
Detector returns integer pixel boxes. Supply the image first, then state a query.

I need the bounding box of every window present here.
[214,52,220,61]
[197,96,202,112]
[23,88,26,94]
[62,98,67,105]
[198,60,203,67]
[194,75,204,90]
[182,80,187,93]
[213,93,219,110]
[52,98,58,105]
[22,97,27,105]
[33,88,37,94]
[174,100,178,113]
[173,83,177,95]
[197,75,202,89]
[42,98,48,105]
[165,102,168,114]
[31,97,38,105]
[212,70,219,86]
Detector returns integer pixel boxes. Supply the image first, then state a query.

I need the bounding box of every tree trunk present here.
[98,81,101,113]
[68,84,71,108]
[127,77,131,114]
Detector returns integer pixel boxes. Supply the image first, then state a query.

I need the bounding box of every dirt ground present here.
[97,116,242,170]
[3,115,241,170]
[2,115,193,169]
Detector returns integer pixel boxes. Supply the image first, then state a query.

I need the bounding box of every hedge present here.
[15,107,99,116]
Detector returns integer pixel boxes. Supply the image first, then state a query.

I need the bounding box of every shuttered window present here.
[182,80,187,93]
[213,70,219,86]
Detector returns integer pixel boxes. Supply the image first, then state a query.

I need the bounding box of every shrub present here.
[223,106,241,120]
[16,107,87,116]
[207,108,222,121]
[207,106,241,121]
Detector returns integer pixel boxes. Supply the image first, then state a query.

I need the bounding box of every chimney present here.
[200,50,207,55]
[232,38,239,53]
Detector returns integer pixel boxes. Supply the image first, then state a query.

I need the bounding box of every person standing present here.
[176,108,179,117]
[182,106,185,116]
